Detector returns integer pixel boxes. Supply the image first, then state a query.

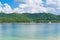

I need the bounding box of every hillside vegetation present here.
[0,12,60,23]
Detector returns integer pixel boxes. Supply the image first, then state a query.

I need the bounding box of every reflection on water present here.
[0,23,60,40]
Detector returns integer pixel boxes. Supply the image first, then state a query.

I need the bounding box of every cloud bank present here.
[0,0,60,14]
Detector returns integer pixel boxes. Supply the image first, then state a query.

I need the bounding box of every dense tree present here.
[0,12,60,23]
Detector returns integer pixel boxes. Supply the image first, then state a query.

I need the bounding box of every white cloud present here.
[14,0,47,13]
[46,0,60,14]
[0,0,47,13]
[13,8,22,13]
[0,0,60,14]
[47,7,56,13]
[14,0,59,14]
[0,2,2,6]
[2,3,13,13]
[0,2,2,12]
[57,0,60,9]
[19,4,28,8]
[46,0,60,9]
[0,2,13,13]
[46,0,57,5]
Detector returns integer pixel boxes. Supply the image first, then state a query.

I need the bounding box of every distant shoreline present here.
[2,22,60,24]
[0,13,60,23]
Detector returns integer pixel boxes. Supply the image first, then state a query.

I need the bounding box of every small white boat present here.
[48,21,51,24]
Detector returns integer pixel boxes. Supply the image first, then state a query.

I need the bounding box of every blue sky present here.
[0,0,17,8]
[0,0,60,14]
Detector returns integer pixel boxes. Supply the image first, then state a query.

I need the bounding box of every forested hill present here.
[0,12,60,23]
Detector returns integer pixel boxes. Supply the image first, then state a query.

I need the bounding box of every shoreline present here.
[2,22,60,24]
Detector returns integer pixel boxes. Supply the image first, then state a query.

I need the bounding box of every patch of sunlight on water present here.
[27,25,36,38]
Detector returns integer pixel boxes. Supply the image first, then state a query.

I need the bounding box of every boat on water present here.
[48,21,51,24]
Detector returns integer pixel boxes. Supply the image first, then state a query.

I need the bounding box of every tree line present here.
[0,12,60,23]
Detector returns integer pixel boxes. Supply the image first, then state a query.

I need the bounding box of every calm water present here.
[0,23,60,40]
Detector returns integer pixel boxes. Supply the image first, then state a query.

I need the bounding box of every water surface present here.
[0,23,60,40]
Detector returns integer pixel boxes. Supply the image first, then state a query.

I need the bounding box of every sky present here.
[0,0,60,14]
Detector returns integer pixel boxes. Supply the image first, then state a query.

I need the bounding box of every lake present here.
[0,23,60,40]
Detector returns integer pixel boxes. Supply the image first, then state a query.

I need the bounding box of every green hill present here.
[0,12,60,23]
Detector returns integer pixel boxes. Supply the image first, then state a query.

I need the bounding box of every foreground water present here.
[0,23,60,40]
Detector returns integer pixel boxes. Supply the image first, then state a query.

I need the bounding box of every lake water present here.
[0,23,60,40]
